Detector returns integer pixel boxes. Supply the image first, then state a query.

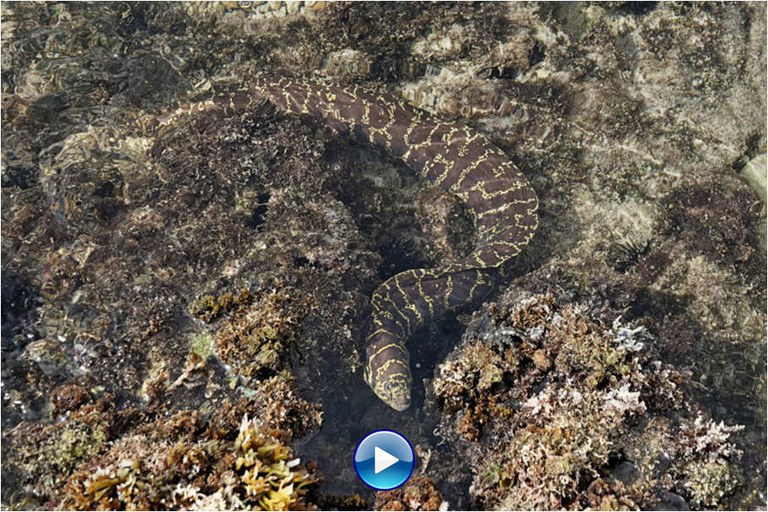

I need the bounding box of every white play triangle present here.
[374,446,399,474]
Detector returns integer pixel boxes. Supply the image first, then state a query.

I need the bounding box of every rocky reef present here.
[432,293,749,509]
[2,2,765,510]
[374,477,446,511]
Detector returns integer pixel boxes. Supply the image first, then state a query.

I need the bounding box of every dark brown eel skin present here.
[154,78,539,411]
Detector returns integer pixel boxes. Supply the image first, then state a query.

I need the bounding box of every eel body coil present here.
[169,78,539,410]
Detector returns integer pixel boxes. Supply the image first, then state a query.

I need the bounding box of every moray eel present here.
[159,78,539,410]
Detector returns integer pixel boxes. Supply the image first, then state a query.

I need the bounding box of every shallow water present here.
[2,2,766,510]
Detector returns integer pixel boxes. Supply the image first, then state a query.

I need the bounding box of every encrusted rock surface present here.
[2,2,765,510]
[374,476,446,511]
[432,293,748,509]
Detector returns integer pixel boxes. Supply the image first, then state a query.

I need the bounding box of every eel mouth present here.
[390,400,411,412]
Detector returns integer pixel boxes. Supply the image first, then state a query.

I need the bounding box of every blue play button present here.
[353,430,415,490]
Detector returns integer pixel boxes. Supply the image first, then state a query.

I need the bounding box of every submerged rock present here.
[432,293,746,509]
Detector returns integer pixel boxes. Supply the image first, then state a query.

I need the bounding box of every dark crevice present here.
[615,2,659,16]
[731,132,764,172]
[247,191,271,231]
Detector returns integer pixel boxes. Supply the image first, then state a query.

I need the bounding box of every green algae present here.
[189,333,215,360]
